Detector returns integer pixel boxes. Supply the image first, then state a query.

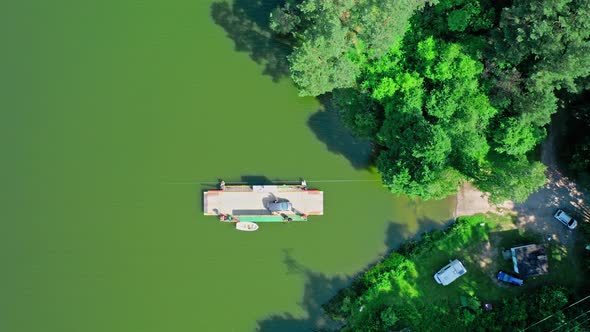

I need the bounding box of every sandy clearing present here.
[454,111,589,249]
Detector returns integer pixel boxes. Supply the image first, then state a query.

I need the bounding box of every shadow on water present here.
[240,175,274,185]
[256,219,455,331]
[383,217,455,256]
[239,175,303,185]
[210,0,291,82]
[210,1,373,169]
[307,98,373,170]
[382,221,412,253]
[256,250,350,332]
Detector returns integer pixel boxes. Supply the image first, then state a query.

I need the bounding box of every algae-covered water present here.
[1,1,454,331]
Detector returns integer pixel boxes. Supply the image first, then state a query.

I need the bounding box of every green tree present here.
[272,0,429,96]
[485,0,590,136]
[409,0,495,39]
[340,37,497,199]
[353,0,429,59]
[275,0,588,202]
[495,0,590,92]
[333,88,379,138]
[475,156,547,203]
[493,117,546,156]
[530,287,568,320]
[571,138,590,181]
[496,297,528,329]
[380,306,399,328]
[289,31,360,96]
[286,0,359,96]
[269,2,300,35]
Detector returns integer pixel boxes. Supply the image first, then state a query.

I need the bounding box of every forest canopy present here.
[271,0,429,96]
[271,0,590,202]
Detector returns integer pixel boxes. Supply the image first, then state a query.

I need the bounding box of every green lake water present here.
[1,1,455,331]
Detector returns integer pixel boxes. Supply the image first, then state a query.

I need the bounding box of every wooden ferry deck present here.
[203,183,323,221]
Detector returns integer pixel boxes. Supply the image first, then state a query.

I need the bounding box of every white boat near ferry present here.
[236,222,259,232]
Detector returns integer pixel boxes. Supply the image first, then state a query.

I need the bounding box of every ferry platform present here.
[203,181,323,222]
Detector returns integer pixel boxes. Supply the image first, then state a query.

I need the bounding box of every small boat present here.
[236,222,259,232]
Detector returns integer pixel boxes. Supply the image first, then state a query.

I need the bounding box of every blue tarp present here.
[497,271,524,286]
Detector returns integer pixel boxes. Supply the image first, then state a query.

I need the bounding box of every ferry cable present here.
[547,308,590,332]
[165,179,381,185]
[568,316,590,331]
[522,293,590,331]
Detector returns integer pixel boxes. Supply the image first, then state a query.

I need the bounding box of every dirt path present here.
[455,110,589,248]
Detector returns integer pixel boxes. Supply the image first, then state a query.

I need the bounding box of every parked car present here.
[553,209,578,229]
[497,271,523,286]
[268,201,292,212]
[434,259,466,286]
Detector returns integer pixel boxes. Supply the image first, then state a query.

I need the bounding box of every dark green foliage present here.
[492,117,546,156]
[379,306,399,328]
[337,37,498,199]
[272,0,590,201]
[426,0,495,35]
[271,0,429,96]
[580,222,590,275]
[561,91,590,190]
[333,88,379,138]
[269,2,300,35]
[486,0,590,138]
[475,155,547,203]
[352,0,429,59]
[571,138,590,179]
[311,0,590,329]
[286,0,359,96]
[324,215,490,329]
[325,215,584,331]
[483,286,569,331]
[511,89,558,127]
[530,286,569,320]
[496,296,528,328]
[333,0,590,201]
[334,3,549,200]
[495,0,590,93]
[288,32,360,97]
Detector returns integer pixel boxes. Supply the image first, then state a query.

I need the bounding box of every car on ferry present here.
[553,209,578,230]
[268,200,292,212]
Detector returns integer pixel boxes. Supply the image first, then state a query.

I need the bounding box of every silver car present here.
[434,259,466,286]
[553,209,578,229]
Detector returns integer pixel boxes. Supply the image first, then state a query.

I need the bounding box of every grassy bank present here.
[324,214,589,331]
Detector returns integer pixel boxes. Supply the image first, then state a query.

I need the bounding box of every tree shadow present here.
[254,215,458,331]
[256,250,350,332]
[382,221,412,254]
[494,228,539,250]
[239,175,304,185]
[307,98,373,170]
[511,168,587,247]
[415,216,456,233]
[210,1,374,168]
[210,0,291,82]
[383,217,457,255]
[240,175,274,185]
[506,104,590,245]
